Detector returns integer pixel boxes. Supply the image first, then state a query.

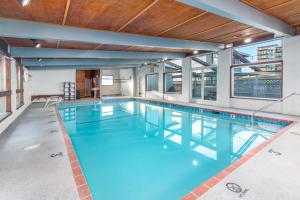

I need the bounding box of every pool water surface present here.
[58,100,287,200]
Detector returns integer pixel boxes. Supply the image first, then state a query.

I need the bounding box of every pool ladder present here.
[251,92,300,127]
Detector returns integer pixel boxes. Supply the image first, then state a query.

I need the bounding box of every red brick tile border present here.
[55,108,93,200]
[181,121,297,200]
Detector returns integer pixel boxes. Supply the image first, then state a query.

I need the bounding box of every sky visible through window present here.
[234,39,282,63]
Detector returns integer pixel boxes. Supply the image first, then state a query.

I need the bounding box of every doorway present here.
[76,70,100,99]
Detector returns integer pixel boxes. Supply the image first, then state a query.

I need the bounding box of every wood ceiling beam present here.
[57,0,72,48]
[117,0,160,32]
[183,21,233,39]
[100,0,160,51]
[155,11,208,36]
[177,0,294,36]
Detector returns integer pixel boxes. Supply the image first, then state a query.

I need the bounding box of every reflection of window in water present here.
[231,125,272,157]
[164,111,182,132]
[102,106,113,116]
[145,106,159,133]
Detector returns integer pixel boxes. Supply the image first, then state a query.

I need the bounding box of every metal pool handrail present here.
[251,92,300,126]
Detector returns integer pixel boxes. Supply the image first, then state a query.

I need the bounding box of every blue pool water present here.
[59,100,287,200]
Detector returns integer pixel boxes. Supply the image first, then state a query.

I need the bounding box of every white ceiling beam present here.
[11,47,186,59]
[177,0,294,37]
[22,58,153,66]
[0,18,221,51]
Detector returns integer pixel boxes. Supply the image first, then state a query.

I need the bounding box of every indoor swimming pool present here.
[58,100,288,200]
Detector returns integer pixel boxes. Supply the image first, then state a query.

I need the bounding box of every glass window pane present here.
[232,63,282,99]
[233,39,282,65]
[165,72,182,93]
[102,75,113,86]
[165,59,182,72]
[204,68,217,100]
[146,74,158,91]
[192,70,202,98]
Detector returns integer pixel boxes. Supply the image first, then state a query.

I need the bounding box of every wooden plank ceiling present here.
[0,0,287,53]
[241,0,300,28]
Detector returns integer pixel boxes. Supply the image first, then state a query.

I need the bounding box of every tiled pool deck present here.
[1,99,300,200]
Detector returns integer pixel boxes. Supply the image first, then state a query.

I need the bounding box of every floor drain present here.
[226,182,242,193]
[23,144,41,151]
[48,121,56,123]
[50,130,58,133]
[50,152,63,158]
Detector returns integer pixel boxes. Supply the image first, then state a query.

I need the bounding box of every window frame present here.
[145,73,159,92]
[0,56,12,118]
[230,60,283,101]
[101,75,114,86]
[16,63,24,109]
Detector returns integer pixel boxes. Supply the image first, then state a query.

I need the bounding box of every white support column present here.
[182,57,192,102]
[158,62,164,99]
[217,49,231,107]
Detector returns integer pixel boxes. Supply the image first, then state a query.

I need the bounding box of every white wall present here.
[120,68,134,96]
[30,69,76,95]
[0,59,31,134]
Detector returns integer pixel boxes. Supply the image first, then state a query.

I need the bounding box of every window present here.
[192,70,202,98]
[232,39,282,65]
[232,62,282,99]
[146,74,158,91]
[164,72,182,93]
[192,53,218,101]
[232,39,283,100]
[16,64,24,108]
[164,59,182,94]
[203,68,217,100]
[165,59,182,73]
[102,75,113,86]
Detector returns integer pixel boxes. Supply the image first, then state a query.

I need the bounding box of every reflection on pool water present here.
[59,100,287,200]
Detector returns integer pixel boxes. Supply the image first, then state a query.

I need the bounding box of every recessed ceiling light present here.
[163,57,168,61]
[244,38,252,43]
[144,62,148,65]
[193,50,199,54]
[19,0,31,6]
[35,43,41,48]
[38,58,42,62]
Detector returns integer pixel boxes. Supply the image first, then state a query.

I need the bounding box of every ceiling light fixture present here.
[35,43,41,48]
[193,50,199,54]
[38,58,42,62]
[244,38,252,43]
[19,0,31,6]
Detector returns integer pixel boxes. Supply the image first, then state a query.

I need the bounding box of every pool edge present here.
[56,99,296,200]
[181,121,297,200]
[55,107,93,200]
